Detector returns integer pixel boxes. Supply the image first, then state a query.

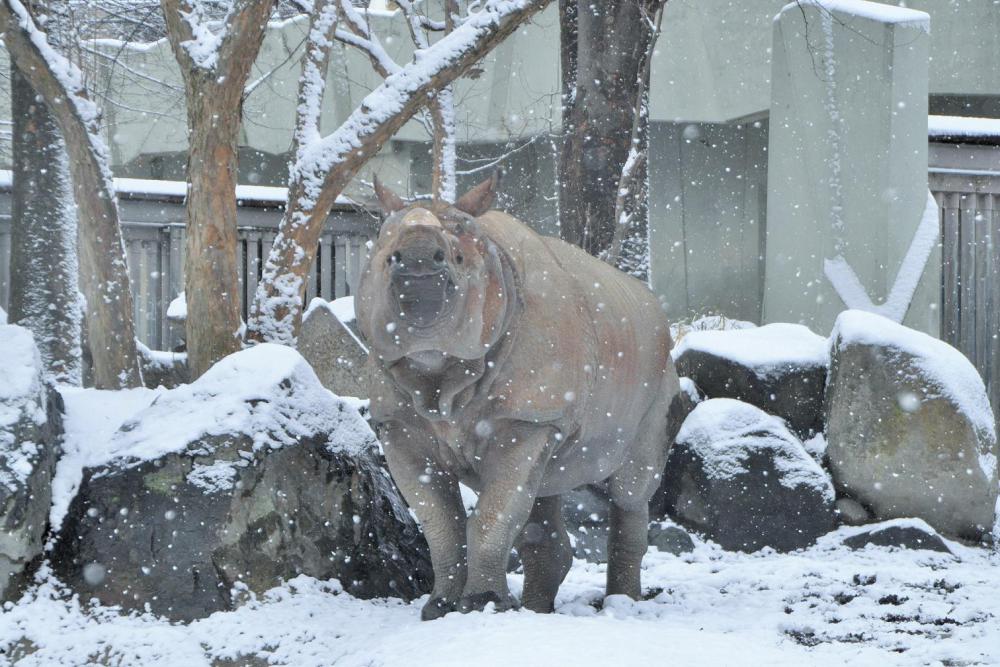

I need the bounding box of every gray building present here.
[0,0,997,354]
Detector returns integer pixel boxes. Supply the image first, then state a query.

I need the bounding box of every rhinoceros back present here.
[475,211,674,458]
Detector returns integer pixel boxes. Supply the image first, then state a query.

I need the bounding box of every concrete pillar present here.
[763,0,939,336]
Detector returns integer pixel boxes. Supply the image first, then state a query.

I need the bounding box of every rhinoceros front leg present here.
[381,422,468,621]
[459,426,557,613]
[516,494,572,613]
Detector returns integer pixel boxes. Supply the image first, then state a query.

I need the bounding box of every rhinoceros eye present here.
[455,254,464,265]
[387,251,402,266]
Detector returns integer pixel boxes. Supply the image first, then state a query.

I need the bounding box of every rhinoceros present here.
[356,174,681,620]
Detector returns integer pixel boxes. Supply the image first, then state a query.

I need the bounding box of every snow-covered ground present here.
[1,534,997,666]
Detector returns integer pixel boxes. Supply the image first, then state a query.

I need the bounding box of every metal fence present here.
[931,140,1000,417]
[0,188,375,351]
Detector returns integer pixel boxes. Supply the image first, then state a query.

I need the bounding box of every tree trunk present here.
[182,86,245,378]
[8,66,83,385]
[160,0,276,378]
[0,0,143,389]
[558,0,664,265]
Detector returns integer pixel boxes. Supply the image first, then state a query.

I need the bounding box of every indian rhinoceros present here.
[356,174,681,620]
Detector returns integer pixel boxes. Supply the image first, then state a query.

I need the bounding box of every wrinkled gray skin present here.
[356,175,680,620]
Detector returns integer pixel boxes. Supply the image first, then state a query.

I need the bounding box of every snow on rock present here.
[827,518,955,555]
[48,345,430,620]
[0,325,62,600]
[0,305,6,324]
[659,398,835,552]
[826,310,998,540]
[673,323,829,437]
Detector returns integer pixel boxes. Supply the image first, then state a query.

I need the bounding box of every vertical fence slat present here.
[939,193,959,345]
[0,221,10,312]
[959,196,978,362]
[974,194,991,379]
[320,234,333,301]
[334,236,348,298]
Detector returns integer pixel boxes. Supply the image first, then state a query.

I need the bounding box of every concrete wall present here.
[648,120,768,323]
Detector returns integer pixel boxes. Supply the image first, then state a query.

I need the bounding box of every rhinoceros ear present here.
[454,170,500,217]
[373,175,406,213]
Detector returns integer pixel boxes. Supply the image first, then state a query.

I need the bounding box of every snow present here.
[672,323,829,376]
[830,309,997,478]
[50,386,160,532]
[165,293,187,320]
[678,398,834,501]
[0,171,354,206]
[5,534,1000,665]
[0,326,42,404]
[305,295,356,324]
[0,325,45,491]
[929,115,1000,140]
[778,0,929,27]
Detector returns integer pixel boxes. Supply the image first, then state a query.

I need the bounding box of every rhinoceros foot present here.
[457,591,520,615]
[420,595,459,621]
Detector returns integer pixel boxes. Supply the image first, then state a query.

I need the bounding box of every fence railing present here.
[0,185,375,351]
[121,222,372,350]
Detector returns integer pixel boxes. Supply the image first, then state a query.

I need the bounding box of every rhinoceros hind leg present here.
[516,494,572,613]
[605,501,648,599]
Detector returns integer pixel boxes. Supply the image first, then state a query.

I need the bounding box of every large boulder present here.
[0,325,62,600]
[825,310,999,541]
[297,298,368,399]
[659,398,836,552]
[50,344,430,621]
[672,323,828,438]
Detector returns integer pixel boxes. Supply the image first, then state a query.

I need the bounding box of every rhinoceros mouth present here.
[392,270,457,328]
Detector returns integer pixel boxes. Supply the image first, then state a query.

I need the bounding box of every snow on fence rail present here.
[0,176,375,350]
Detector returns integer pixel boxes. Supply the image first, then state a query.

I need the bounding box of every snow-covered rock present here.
[672,323,829,437]
[835,519,953,555]
[136,342,189,389]
[0,325,62,600]
[297,297,368,399]
[825,310,998,541]
[659,398,836,552]
[50,344,430,620]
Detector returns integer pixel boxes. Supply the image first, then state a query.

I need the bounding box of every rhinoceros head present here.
[356,174,514,362]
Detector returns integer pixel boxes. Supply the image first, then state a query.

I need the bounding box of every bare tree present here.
[8,65,83,385]
[245,0,553,344]
[0,0,143,389]
[559,0,667,276]
[160,0,276,378]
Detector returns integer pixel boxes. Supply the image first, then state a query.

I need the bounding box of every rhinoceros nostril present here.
[433,249,445,264]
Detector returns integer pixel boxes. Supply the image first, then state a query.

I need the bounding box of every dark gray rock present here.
[298,300,368,399]
[647,523,695,555]
[826,310,998,541]
[840,520,953,554]
[672,323,828,438]
[659,398,836,552]
[0,325,63,600]
[835,497,872,526]
[50,344,430,621]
